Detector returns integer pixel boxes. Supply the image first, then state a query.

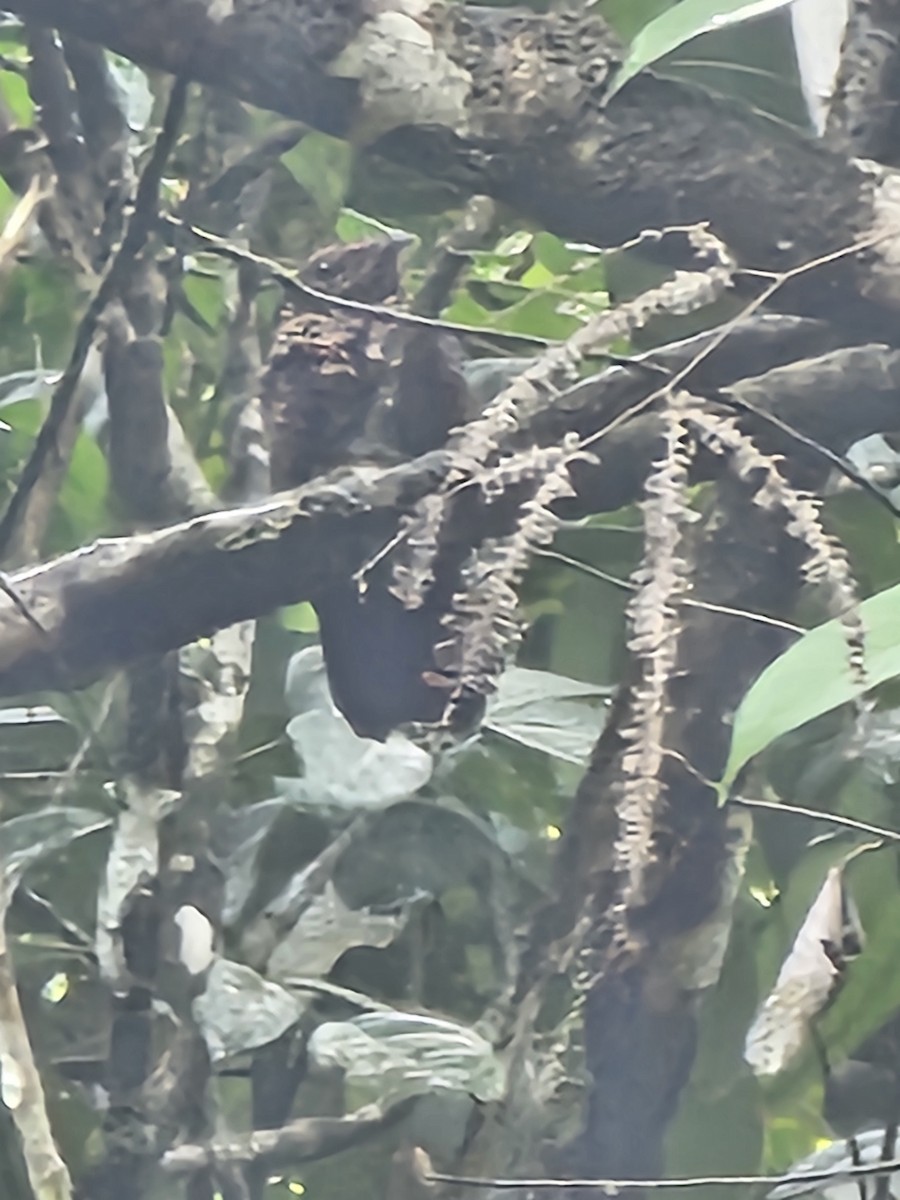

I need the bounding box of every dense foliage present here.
[1,2,900,1200]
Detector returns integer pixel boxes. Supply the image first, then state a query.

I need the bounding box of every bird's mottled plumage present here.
[259,236,479,740]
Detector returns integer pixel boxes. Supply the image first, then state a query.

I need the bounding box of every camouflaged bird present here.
[260,237,407,490]
[258,235,480,740]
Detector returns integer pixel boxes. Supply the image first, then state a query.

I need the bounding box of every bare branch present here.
[6,0,888,340]
[0,334,896,701]
[0,874,72,1200]
[0,456,445,697]
[160,1101,418,1175]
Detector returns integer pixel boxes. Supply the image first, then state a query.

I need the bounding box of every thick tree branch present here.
[0,342,896,701]
[9,0,899,334]
[7,0,361,136]
[0,457,445,696]
[159,1101,417,1175]
[5,4,900,1185]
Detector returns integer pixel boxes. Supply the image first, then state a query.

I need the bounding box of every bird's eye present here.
[316,260,332,276]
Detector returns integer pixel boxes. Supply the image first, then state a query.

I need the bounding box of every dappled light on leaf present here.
[194,959,304,1062]
[309,1011,505,1108]
[283,645,433,807]
[268,880,404,979]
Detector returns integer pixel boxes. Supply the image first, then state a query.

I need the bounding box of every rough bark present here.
[8,0,899,332]
[10,0,900,1187]
[0,340,897,700]
[0,459,440,696]
[557,478,797,1182]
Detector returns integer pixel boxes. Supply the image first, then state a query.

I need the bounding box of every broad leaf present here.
[107,58,153,132]
[336,208,412,243]
[282,646,433,807]
[485,666,610,764]
[214,798,289,925]
[194,959,304,1061]
[268,880,403,979]
[282,133,354,220]
[0,807,110,906]
[721,583,900,792]
[333,799,503,908]
[287,710,433,808]
[284,645,333,718]
[309,1011,505,1106]
[609,0,796,97]
[280,601,320,634]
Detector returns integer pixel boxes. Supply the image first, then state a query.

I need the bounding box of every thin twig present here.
[715,389,900,520]
[571,228,892,466]
[158,212,553,347]
[158,212,663,375]
[427,1156,900,1190]
[735,795,900,844]
[538,548,803,633]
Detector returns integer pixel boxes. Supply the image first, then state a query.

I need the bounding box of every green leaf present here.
[608,0,796,98]
[280,601,319,634]
[492,290,589,339]
[518,261,557,290]
[183,270,226,331]
[336,208,406,242]
[824,491,900,596]
[281,133,354,221]
[533,231,582,275]
[492,230,533,257]
[564,262,608,295]
[485,667,610,765]
[468,251,523,284]
[441,290,494,329]
[195,959,303,1061]
[309,1010,505,1105]
[56,429,110,547]
[0,65,33,126]
[600,0,673,43]
[721,582,900,792]
[0,807,110,904]
[107,57,153,132]
[818,846,900,1063]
